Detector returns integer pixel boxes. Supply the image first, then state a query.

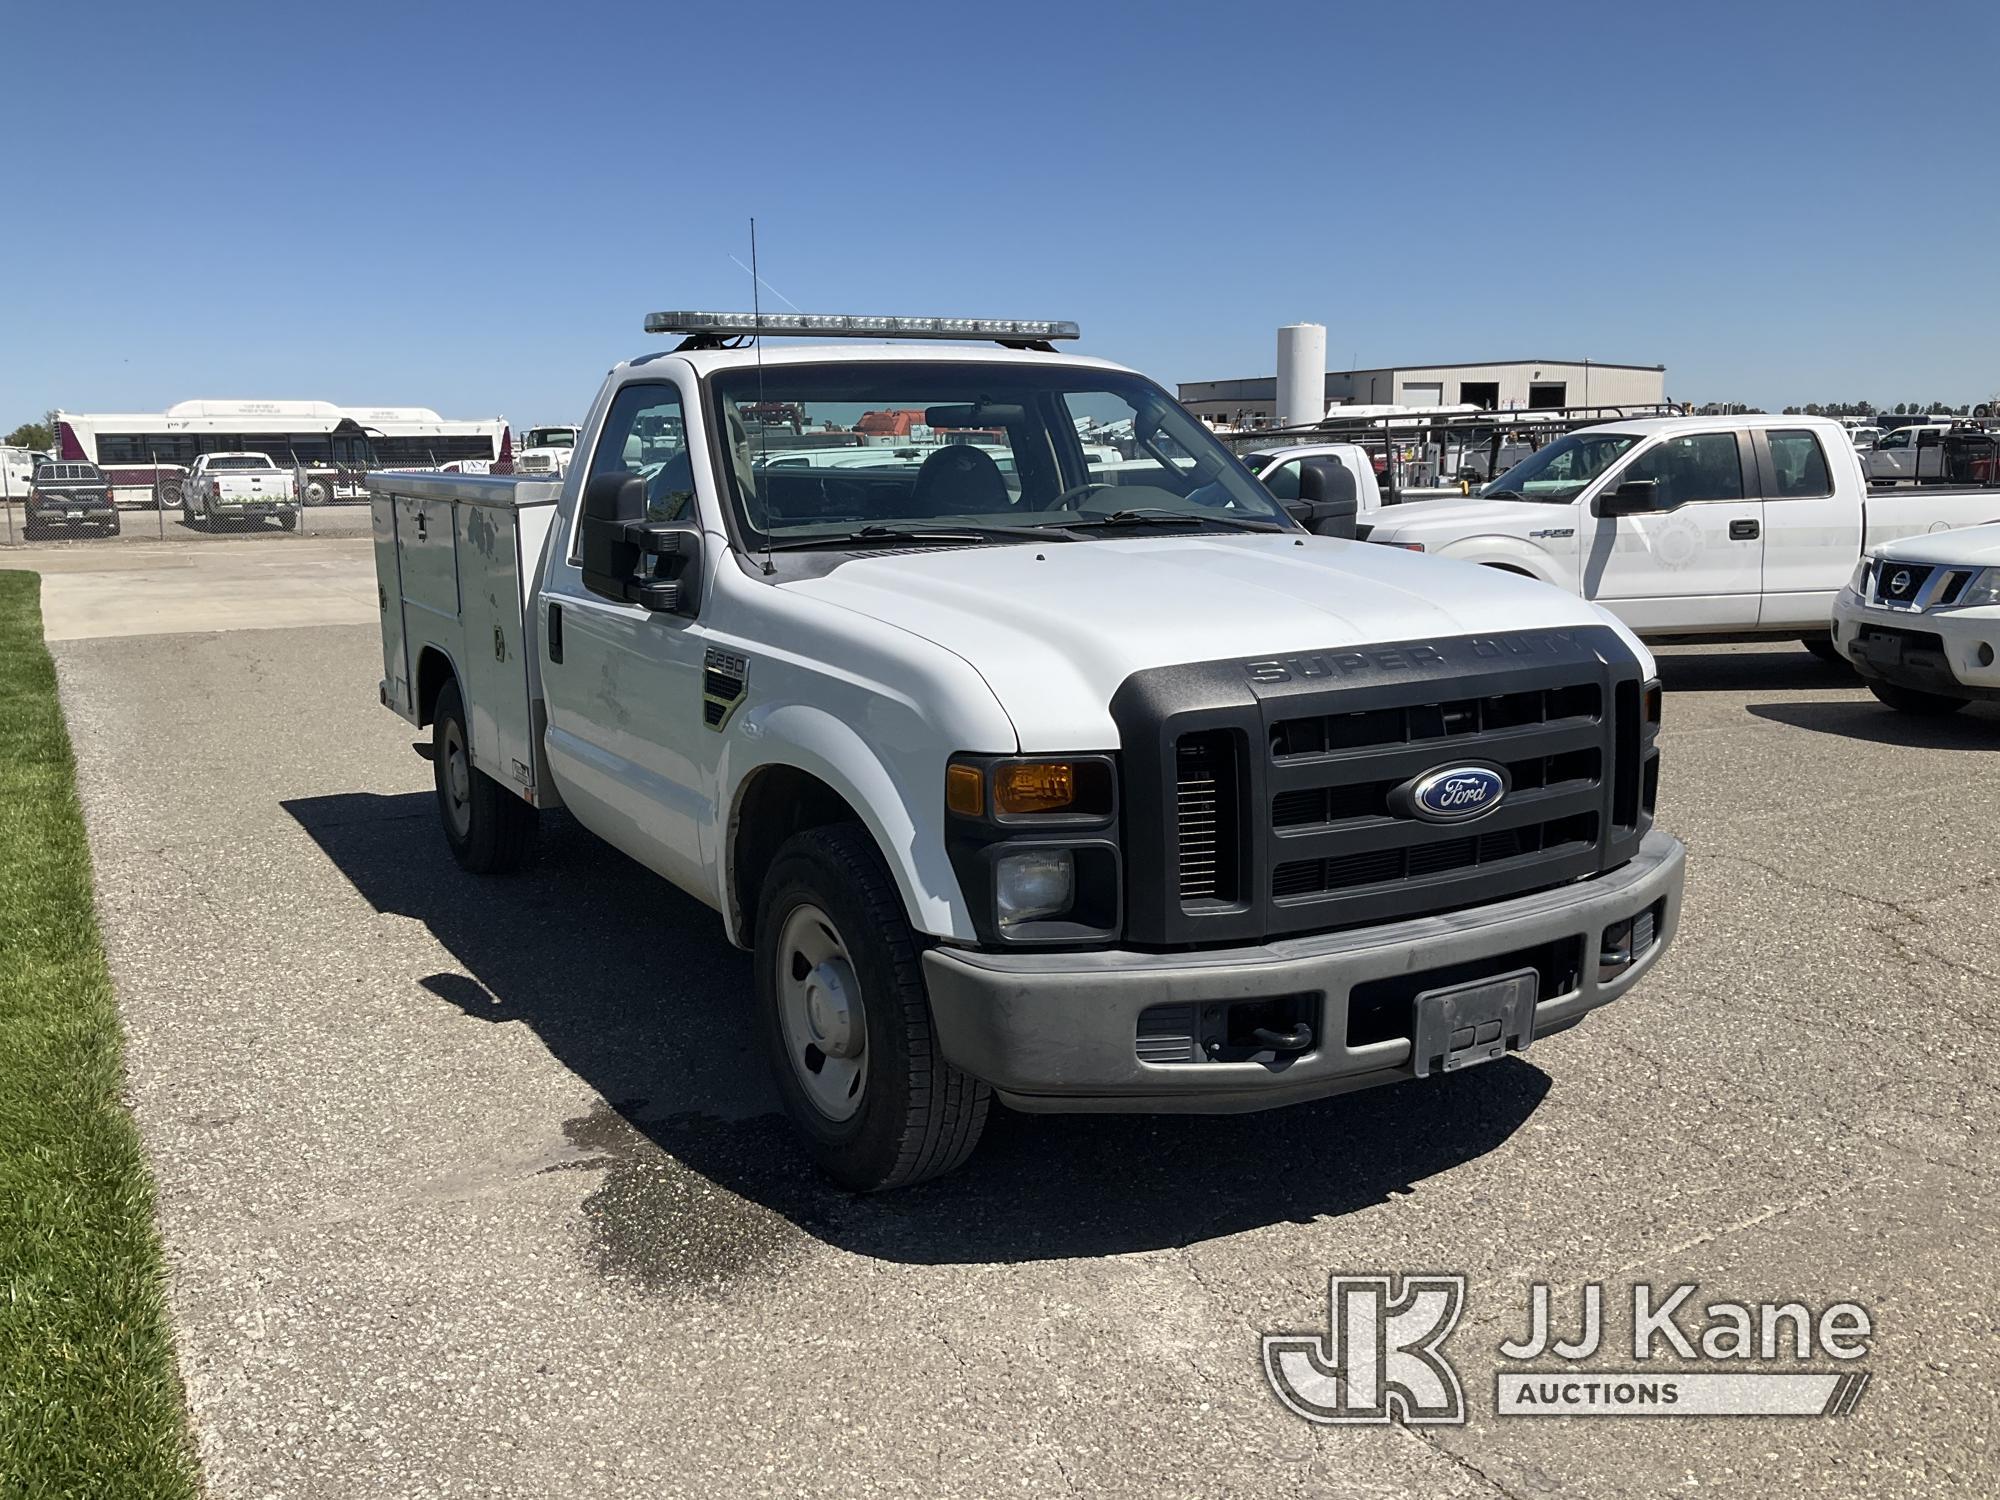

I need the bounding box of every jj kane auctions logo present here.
[1264,1275,1873,1423]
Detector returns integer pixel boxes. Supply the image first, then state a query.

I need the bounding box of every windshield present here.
[207,454,278,471]
[703,361,1291,546]
[526,428,575,448]
[1483,431,1642,502]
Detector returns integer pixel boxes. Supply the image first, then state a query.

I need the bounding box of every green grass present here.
[0,571,200,1498]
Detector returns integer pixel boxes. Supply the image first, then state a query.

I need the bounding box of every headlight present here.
[994,849,1075,927]
[1845,558,1873,595]
[1954,567,2000,609]
[945,753,1120,943]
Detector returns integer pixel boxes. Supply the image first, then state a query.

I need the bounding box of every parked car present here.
[1360,415,2000,659]
[367,309,1684,1191]
[23,459,119,538]
[1832,522,2000,714]
[181,452,301,530]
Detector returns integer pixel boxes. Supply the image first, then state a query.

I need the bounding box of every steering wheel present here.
[1031,481,1115,513]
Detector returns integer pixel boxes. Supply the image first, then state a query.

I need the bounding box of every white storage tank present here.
[1276,323,1327,430]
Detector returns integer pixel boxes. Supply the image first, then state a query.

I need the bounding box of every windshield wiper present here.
[768,522,1058,551]
[1483,488,1525,500]
[1041,508,1285,533]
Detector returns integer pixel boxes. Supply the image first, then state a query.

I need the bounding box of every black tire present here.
[22,518,44,541]
[105,513,121,536]
[431,678,537,873]
[1867,680,1969,716]
[754,823,989,1191]
[278,509,299,531]
[1801,636,1845,666]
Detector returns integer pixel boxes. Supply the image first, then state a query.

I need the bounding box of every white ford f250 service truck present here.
[369,310,1684,1190]
[1361,414,2000,659]
[1832,522,2000,715]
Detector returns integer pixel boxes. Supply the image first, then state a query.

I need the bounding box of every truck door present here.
[1580,430,1764,632]
[1870,426,1913,482]
[536,379,712,895]
[1752,426,1858,629]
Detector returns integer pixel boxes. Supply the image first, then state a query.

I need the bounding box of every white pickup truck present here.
[181,451,301,530]
[369,310,1683,1190]
[1361,414,2000,654]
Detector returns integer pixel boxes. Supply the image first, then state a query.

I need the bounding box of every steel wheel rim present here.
[441,719,473,838]
[775,902,868,1123]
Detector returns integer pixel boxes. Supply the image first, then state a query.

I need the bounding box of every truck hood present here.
[1872,521,2000,568]
[783,533,1646,749]
[1368,497,1559,540]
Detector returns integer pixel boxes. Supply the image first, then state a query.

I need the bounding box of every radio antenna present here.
[751,217,775,575]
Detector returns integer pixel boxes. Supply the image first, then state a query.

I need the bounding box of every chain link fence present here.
[0,462,376,549]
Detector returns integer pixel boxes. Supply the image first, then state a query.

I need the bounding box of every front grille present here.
[1126,627,1655,947]
[1873,563,1934,606]
[1270,682,1600,759]
[1274,812,1599,898]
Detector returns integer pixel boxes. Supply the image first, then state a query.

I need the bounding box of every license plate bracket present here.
[1411,967,1539,1077]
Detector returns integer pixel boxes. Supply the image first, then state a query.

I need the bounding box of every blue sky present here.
[4,0,1996,430]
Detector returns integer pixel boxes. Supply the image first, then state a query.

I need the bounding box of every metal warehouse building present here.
[1179,358,1668,425]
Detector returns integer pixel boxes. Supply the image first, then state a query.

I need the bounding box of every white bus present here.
[54,400,513,507]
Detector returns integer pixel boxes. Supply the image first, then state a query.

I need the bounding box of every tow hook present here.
[1252,1023,1314,1053]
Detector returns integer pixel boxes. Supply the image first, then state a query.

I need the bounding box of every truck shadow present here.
[1651,648,1857,693]
[286,791,1550,1267]
[1746,699,1999,747]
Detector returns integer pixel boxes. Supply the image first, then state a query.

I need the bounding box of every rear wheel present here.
[431,678,538,873]
[1801,636,1845,666]
[278,510,298,531]
[755,824,989,1191]
[104,512,121,536]
[1867,680,1969,716]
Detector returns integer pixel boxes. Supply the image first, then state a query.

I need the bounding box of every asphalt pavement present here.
[28,534,2000,1498]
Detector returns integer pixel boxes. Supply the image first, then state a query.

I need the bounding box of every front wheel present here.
[431,678,537,872]
[755,824,989,1191]
[1801,636,1846,667]
[1867,680,1969,716]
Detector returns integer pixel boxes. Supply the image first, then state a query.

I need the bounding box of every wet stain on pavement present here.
[554,1099,839,1295]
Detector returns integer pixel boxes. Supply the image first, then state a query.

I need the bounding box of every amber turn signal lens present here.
[995,761,1076,814]
[945,763,985,818]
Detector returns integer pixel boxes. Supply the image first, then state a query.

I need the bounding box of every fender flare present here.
[717,701,973,948]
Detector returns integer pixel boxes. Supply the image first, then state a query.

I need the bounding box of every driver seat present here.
[911,445,1008,516]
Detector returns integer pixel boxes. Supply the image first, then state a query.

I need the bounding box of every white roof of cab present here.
[626,341,1136,378]
[1580,413,1843,438]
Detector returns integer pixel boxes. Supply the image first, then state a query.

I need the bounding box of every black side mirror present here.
[1599,478,1662,517]
[579,472,704,615]
[1283,456,1360,538]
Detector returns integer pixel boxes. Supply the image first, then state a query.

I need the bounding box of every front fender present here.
[1431,535,1575,591]
[717,701,976,948]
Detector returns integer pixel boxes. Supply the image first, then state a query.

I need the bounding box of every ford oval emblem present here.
[1410,765,1507,823]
